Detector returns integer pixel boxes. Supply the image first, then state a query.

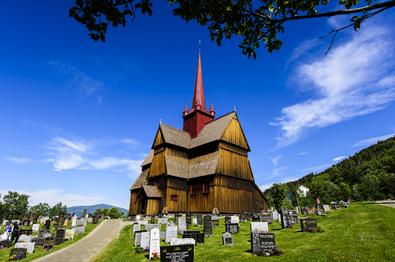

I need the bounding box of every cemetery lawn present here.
[0,221,100,262]
[95,203,395,262]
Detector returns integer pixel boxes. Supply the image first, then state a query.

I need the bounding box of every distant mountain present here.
[67,204,128,217]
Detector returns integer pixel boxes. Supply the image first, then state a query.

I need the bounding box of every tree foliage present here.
[268,136,395,205]
[94,207,124,219]
[50,202,68,217]
[1,191,30,220]
[29,203,51,217]
[69,0,395,58]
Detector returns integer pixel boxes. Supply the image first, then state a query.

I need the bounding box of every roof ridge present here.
[160,123,191,136]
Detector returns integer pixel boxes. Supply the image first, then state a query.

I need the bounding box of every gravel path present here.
[34,219,128,262]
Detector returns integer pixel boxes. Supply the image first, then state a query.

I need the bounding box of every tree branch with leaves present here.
[69,0,395,58]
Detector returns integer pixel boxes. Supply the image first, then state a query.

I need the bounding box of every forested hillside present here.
[266,136,395,205]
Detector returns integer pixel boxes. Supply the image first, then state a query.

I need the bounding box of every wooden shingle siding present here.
[150,151,166,177]
[216,148,253,181]
[146,199,160,216]
[221,117,250,150]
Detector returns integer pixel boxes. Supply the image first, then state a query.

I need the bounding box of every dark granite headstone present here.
[92,216,99,224]
[160,244,194,262]
[32,237,45,246]
[203,215,212,236]
[211,216,219,226]
[82,209,87,218]
[44,219,51,230]
[225,216,231,225]
[186,214,192,228]
[44,238,55,250]
[182,231,204,244]
[225,223,239,234]
[197,214,203,226]
[55,228,65,245]
[300,218,317,232]
[251,233,277,256]
[9,248,27,260]
[252,214,260,222]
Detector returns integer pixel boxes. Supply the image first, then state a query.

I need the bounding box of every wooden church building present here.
[129,51,267,216]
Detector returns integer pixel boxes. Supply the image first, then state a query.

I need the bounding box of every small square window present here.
[171,195,178,201]
[189,185,196,195]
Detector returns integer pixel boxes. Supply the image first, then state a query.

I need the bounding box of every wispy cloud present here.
[352,133,395,148]
[272,24,395,147]
[302,163,331,174]
[46,136,143,178]
[5,156,31,164]
[333,156,347,162]
[48,61,104,102]
[268,154,288,178]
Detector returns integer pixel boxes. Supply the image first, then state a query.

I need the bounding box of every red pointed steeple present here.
[192,49,206,111]
[183,48,215,138]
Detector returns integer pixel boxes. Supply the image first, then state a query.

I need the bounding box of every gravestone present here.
[146,224,160,233]
[18,235,32,243]
[65,229,75,240]
[140,231,150,251]
[259,213,273,224]
[44,219,51,230]
[15,242,35,254]
[182,231,204,244]
[300,218,317,232]
[31,237,45,246]
[134,230,147,247]
[32,224,40,232]
[186,214,192,228]
[63,218,69,227]
[71,216,77,227]
[9,248,27,260]
[282,213,293,228]
[82,209,87,218]
[160,244,194,262]
[290,213,299,224]
[211,216,219,226]
[251,222,269,234]
[165,225,178,244]
[132,223,141,234]
[251,233,278,256]
[323,205,330,212]
[272,210,279,221]
[225,223,239,234]
[192,217,197,225]
[252,214,260,222]
[225,216,231,225]
[203,215,212,236]
[75,226,85,234]
[170,238,196,246]
[22,220,30,227]
[149,228,161,260]
[306,208,316,215]
[230,215,240,224]
[87,217,93,223]
[55,228,65,245]
[158,218,168,225]
[76,219,85,227]
[92,216,99,224]
[331,202,338,209]
[44,238,55,250]
[178,217,187,234]
[222,232,233,246]
[301,207,308,215]
[197,214,203,226]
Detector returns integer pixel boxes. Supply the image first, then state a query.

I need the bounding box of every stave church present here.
[129,51,267,215]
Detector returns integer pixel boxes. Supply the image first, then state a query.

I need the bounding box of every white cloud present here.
[352,133,395,148]
[333,156,347,162]
[268,154,288,177]
[273,24,395,147]
[0,189,117,207]
[48,61,104,98]
[298,152,308,156]
[269,155,282,166]
[120,138,139,148]
[46,136,143,178]
[5,157,31,164]
[302,163,331,174]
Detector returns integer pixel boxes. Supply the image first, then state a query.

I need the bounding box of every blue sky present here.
[1,2,394,208]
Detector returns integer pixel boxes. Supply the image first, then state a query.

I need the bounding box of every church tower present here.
[183,50,215,138]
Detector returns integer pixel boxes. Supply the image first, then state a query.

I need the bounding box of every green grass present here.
[0,221,101,261]
[94,203,395,262]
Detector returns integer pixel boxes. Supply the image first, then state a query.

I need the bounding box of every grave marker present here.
[149,228,161,260]
[222,232,233,246]
[165,225,178,244]
[300,218,317,232]
[203,215,212,236]
[251,233,278,256]
[160,244,194,262]
[9,248,27,260]
[225,223,239,234]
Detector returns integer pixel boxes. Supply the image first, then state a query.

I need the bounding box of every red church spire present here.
[192,49,206,111]
[183,48,215,138]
